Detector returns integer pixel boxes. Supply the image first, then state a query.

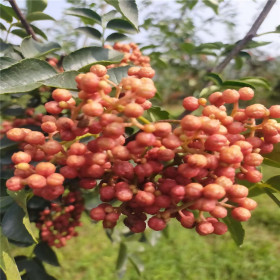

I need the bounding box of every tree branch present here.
[213,0,276,73]
[8,0,39,41]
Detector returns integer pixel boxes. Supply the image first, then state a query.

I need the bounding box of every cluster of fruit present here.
[36,191,84,247]
[5,46,280,237]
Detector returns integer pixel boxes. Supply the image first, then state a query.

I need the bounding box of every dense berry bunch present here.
[5,47,280,237]
[36,191,84,247]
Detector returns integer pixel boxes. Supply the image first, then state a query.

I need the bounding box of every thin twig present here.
[213,0,276,73]
[8,0,39,41]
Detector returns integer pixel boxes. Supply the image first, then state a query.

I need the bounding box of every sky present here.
[8,0,280,57]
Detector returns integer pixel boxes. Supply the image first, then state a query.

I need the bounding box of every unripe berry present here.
[220,145,243,164]
[7,128,26,141]
[231,207,251,221]
[187,154,207,168]
[26,174,47,189]
[90,64,107,77]
[82,102,104,117]
[35,162,56,177]
[52,89,72,102]
[41,121,57,133]
[181,115,201,131]
[196,222,214,235]
[243,153,263,166]
[138,67,155,78]
[238,87,254,100]
[6,176,24,191]
[269,105,280,118]
[213,222,228,235]
[245,169,262,183]
[210,206,227,218]
[153,122,172,137]
[203,184,226,200]
[135,191,155,206]
[80,72,99,92]
[42,140,62,155]
[182,96,200,111]
[222,89,239,103]
[238,198,257,210]
[227,184,248,198]
[12,151,31,164]
[245,104,268,119]
[24,131,45,145]
[185,183,203,200]
[148,217,166,231]
[124,103,144,118]
[45,101,63,115]
[46,173,64,187]
[90,207,106,221]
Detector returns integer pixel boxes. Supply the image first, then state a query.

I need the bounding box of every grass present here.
[13,195,280,280]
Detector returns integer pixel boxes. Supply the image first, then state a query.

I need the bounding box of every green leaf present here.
[222,80,255,89]
[186,0,198,9]
[2,203,34,244]
[106,32,128,42]
[11,29,28,38]
[116,242,128,277]
[245,40,271,49]
[43,71,79,90]
[0,57,17,70]
[0,4,16,23]
[0,22,6,31]
[202,0,221,14]
[16,257,53,280]
[26,12,55,22]
[27,0,48,14]
[66,8,101,24]
[240,77,271,90]
[196,42,224,50]
[31,24,48,40]
[7,190,37,243]
[223,215,245,246]
[107,19,137,34]
[147,106,170,122]
[0,196,13,212]
[63,47,123,72]
[34,242,60,266]
[0,229,22,280]
[101,10,118,28]
[76,27,102,40]
[105,0,139,30]
[199,85,220,97]
[0,58,57,94]
[266,176,280,193]
[263,158,280,168]
[107,65,130,84]
[21,36,60,58]
[204,72,223,85]
[128,254,144,276]
[180,42,195,54]
[263,188,280,207]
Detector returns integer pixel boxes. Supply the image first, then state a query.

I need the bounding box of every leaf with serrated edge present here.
[105,0,138,30]
[7,190,37,243]
[63,47,123,72]
[76,27,102,40]
[223,215,244,246]
[107,65,130,84]
[21,36,60,58]
[0,58,57,94]
[0,229,22,280]
[43,71,79,90]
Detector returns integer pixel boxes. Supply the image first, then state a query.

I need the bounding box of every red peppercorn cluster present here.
[105,42,151,68]
[0,109,42,138]
[5,43,280,237]
[36,191,84,248]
